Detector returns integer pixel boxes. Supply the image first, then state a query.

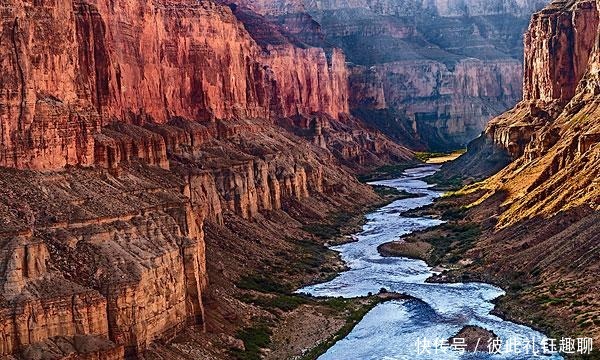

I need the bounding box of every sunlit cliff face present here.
[0,0,413,357]
[0,0,353,170]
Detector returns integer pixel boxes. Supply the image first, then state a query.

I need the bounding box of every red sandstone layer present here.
[0,0,352,170]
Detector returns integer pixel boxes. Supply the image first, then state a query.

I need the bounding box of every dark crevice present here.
[11,17,26,167]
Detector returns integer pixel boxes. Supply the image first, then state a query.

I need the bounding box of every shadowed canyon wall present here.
[231,0,546,17]
[444,0,599,174]
[226,0,547,150]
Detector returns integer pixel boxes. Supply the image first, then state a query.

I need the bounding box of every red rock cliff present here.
[466,0,600,159]
[0,2,412,358]
[0,0,350,170]
[523,0,599,102]
[446,0,600,217]
[268,47,349,117]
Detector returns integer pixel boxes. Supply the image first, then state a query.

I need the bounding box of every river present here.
[299,165,563,360]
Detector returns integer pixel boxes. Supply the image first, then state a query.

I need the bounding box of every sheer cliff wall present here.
[225,0,547,150]
[0,0,350,170]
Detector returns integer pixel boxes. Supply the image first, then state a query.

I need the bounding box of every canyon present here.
[1,0,599,358]
[0,0,412,358]
[434,0,600,346]
[227,0,547,150]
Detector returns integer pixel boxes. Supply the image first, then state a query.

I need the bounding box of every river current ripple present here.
[298,166,562,360]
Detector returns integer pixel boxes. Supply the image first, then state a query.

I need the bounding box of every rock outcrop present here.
[0,165,206,357]
[0,110,402,357]
[523,0,599,102]
[443,0,600,243]
[0,0,413,358]
[226,0,546,150]
[440,0,600,342]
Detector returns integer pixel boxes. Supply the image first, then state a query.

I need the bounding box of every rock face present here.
[0,0,353,171]
[0,166,206,357]
[349,59,522,149]
[469,0,599,161]
[441,0,600,342]
[0,112,404,358]
[268,47,350,117]
[523,0,599,102]
[0,0,413,358]
[442,0,600,176]
[228,0,546,150]
[483,0,600,224]
[231,0,545,17]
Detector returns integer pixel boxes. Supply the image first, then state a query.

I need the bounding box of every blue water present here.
[299,166,562,360]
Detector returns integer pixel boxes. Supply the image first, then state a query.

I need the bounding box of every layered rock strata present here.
[439,0,600,342]
[230,0,546,17]
[448,0,600,235]
[0,165,206,357]
[0,1,414,358]
[0,108,402,358]
[0,0,353,171]
[443,0,600,176]
[349,59,523,149]
[523,0,599,102]
[226,0,547,150]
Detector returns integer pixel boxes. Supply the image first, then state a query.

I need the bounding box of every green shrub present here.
[300,297,381,360]
[301,224,339,239]
[424,173,464,191]
[323,297,350,311]
[371,185,415,199]
[357,164,416,183]
[425,222,481,265]
[301,212,353,240]
[236,275,290,294]
[231,323,272,360]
